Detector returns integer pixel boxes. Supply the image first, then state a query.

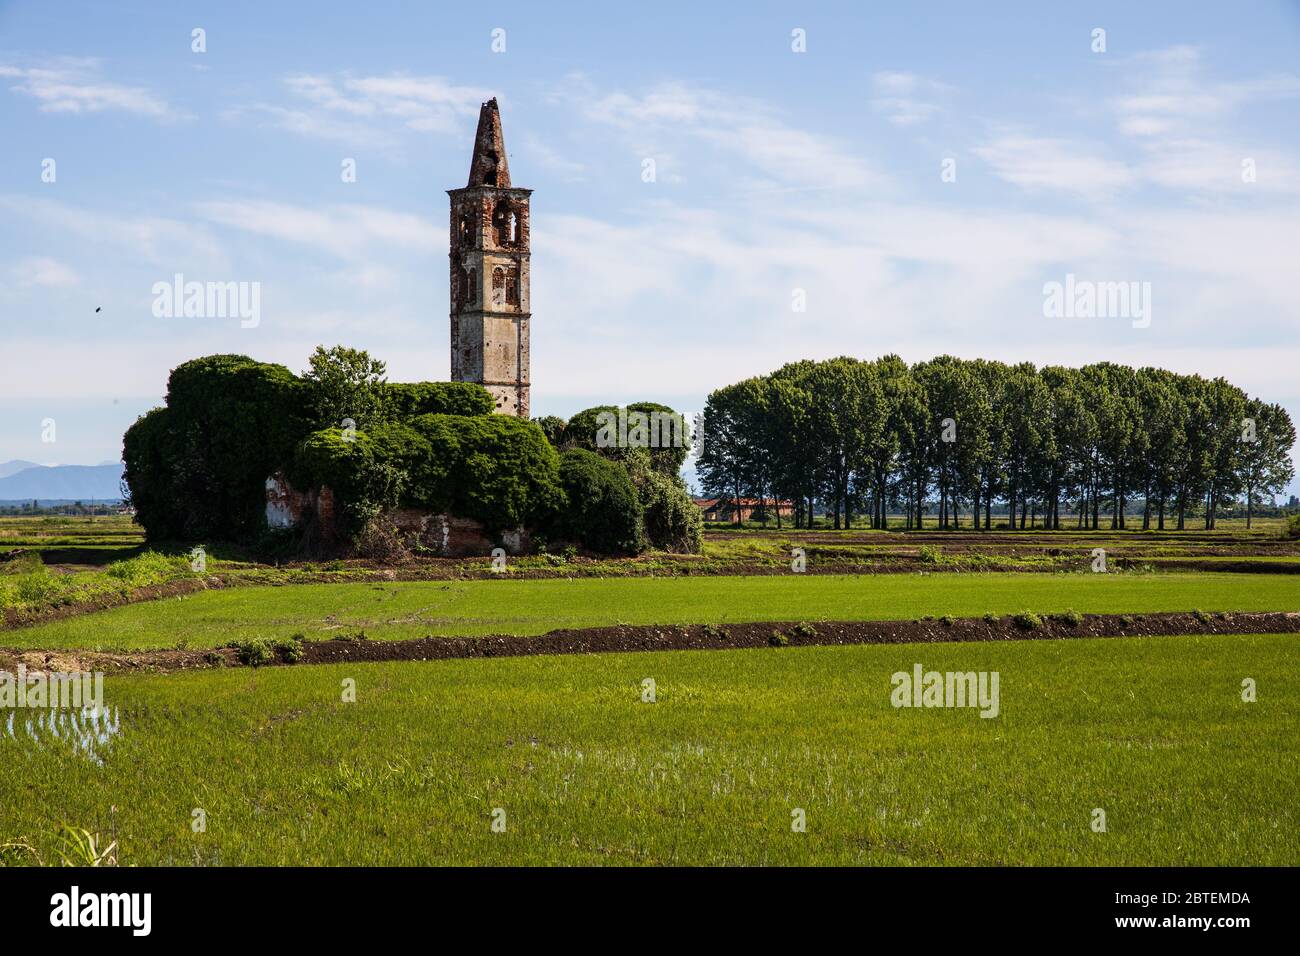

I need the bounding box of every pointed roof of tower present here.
[467,97,511,188]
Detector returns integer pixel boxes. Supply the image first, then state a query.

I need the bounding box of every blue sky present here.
[2,0,1299,492]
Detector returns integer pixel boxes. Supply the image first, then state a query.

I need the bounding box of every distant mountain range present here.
[0,461,125,502]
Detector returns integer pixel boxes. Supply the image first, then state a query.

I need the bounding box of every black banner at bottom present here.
[0,866,1281,941]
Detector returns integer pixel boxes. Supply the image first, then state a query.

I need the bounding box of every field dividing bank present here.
[1,634,1294,866]
[6,572,1300,652]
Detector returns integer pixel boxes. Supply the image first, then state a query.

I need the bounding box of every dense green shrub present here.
[623,448,702,553]
[549,449,644,555]
[533,415,568,446]
[406,414,563,531]
[123,347,646,554]
[367,421,433,476]
[290,428,405,539]
[386,381,494,418]
[564,402,691,477]
[125,354,310,542]
[122,406,185,539]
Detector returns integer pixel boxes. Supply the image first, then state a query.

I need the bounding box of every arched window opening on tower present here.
[493,202,517,247]
[492,266,506,307]
[491,265,520,307]
[505,266,519,306]
[456,265,471,309]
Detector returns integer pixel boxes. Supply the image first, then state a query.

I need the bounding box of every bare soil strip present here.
[3,611,1296,675]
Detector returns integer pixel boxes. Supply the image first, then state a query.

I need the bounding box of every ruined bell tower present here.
[448,97,531,416]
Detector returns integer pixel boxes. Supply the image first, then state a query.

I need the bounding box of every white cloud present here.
[970,49,1300,200]
[14,256,80,288]
[521,133,587,181]
[232,72,492,146]
[193,199,441,259]
[0,195,227,268]
[1137,139,1300,194]
[1112,46,1300,135]
[1101,47,1300,195]
[553,75,884,192]
[0,58,181,119]
[870,71,949,126]
[972,135,1136,197]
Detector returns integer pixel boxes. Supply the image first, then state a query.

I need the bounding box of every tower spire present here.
[467,97,511,188]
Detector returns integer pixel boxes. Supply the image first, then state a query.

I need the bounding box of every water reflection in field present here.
[2,707,123,764]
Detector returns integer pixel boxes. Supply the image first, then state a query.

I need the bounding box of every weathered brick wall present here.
[265,474,528,557]
[388,508,530,557]
[264,473,337,541]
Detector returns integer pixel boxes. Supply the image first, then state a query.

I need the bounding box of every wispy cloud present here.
[229,72,492,146]
[13,256,80,288]
[194,199,441,259]
[1111,46,1300,137]
[973,47,1300,199]
[552,75,884,192]
[972,135,1136,198]
[870,71,950,126]
[0,57,182,119]
[0,195,225,267]
[1108,46,1300,194]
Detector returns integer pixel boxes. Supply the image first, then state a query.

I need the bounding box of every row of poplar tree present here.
[696,355,1296,530]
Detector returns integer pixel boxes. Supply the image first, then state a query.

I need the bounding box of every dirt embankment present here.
[3,611,1296,675]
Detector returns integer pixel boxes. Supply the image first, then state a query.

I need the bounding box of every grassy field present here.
[4,515,1298,868]
[0,515,143,553]
[3,514,1298,628]
[1,633,1293,865]
[7,571,1300,651]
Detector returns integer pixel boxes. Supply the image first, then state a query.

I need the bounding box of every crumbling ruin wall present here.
[387,508,530,557]
[265,473,336,541]
[265,474,527,557]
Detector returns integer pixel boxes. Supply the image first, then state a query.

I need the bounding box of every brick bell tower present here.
[448,97,531,416]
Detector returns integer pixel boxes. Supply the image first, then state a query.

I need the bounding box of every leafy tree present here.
[766,374,818,528]
[1201,378,1247,529]
[1239,400,1296,528]
[302,345,389,430]
[533,415,568,446]
[697,384,759,524]
[564,402,690,477]
[999,364,1050,529]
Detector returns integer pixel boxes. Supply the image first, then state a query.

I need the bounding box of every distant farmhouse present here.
[695,497,795,524]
